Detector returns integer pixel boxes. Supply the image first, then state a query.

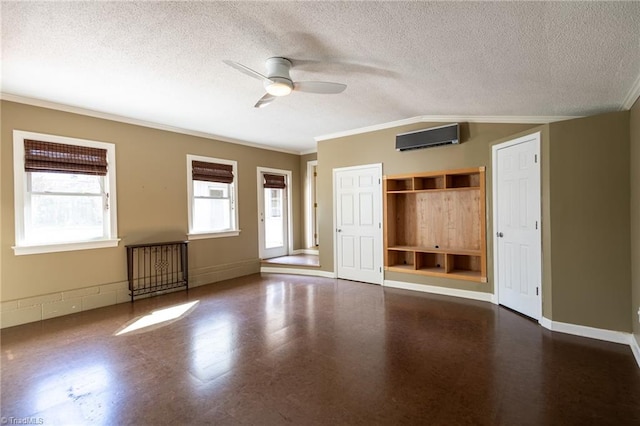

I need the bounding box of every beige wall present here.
[318,114,633,333]
[548,111,631,332]
[631,98,640,344]
[1,101,302,302]
[317,122,538,294]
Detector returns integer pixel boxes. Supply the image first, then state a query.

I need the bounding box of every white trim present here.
[12,130,119,254]
[13,238,120,255]
[631,334,640,368]
[315,115,578,142]
[333,163,384,285]
[188,230,241,240]
[186,154,239,237]
[539,317,632,346]
[260,266,337,279]
[621,72,640,110]
[492,132,542,320]
[306,160,318,249]
[290,248,319,255]
[384,279,496,303]
[257,167,293,259]
[1,93,302,155]
[300,148,317,155]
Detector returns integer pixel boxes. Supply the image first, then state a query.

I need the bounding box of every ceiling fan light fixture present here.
[265,80,292,97]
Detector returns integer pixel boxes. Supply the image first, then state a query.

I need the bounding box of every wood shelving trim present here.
[387,187,479,194]
[383,167,482,180]
[386,190,416,194]
[385,264,415,272]
[387,246,481,256]
[385,266,485,283]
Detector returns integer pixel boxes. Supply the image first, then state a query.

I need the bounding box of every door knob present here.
[497,232,504,238]
[337,229,342,233]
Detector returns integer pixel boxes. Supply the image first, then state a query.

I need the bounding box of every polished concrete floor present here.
[2,274,639,425]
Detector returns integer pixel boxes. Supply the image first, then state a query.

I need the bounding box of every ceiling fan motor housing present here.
[264,57,294,95]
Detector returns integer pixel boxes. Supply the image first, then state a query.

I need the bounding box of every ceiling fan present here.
[223,57,347,108]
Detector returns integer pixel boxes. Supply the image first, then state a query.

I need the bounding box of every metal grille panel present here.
[126,241,189,302]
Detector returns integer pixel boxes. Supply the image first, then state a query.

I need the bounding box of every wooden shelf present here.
[383,167,487,283]
[388,246,481,256]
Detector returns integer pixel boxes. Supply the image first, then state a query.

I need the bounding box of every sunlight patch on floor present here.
[115,300,199,336]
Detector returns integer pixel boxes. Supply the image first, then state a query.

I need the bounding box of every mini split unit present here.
[396,123,460,151]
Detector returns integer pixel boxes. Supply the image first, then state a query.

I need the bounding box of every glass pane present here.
[30,172,102,194]
[264,188,284,249]
[27,194,104,244]
[193,180,229,198]
[193,198,231,232]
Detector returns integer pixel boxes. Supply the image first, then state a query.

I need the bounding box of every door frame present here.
[305,160,318,249]
[491,132,542,320]
[332,163,383,284]
[257,167,293,259]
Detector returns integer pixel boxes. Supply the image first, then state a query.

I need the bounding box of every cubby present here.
[414,175,445,191]
[383,167,487,282]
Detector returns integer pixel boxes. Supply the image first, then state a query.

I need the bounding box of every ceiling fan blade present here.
[293,81,346,94]
[254,93,276,108]
[223,60,271,82]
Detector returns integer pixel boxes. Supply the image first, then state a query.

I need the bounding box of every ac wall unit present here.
[396,123,460,151]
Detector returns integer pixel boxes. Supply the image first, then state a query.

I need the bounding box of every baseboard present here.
[383,279,496,303]
[539,317,632,345]
[0,280,130,329]
[0,259,261,329]
[290,249,319,255]
[189,259,260,287]
[630,334,640,368]
[260,266,337,279]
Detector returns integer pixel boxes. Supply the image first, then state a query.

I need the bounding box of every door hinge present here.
[380,267,382,273]
[534,154,538,163]
[535,220,538,230]
[536,287,539,296]
[379,178,381,184]
[314,171,317,177]
[314,203,318,208]
[379,222,382,229]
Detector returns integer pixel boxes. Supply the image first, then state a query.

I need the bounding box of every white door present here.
[493,133,542,320]
[258,168,291,259]
[334,164,383,285]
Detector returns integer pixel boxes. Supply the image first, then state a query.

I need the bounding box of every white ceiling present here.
[2,1,639,154]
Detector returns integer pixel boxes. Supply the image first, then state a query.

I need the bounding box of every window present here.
[13,130,119,255]
[187,155,239,238]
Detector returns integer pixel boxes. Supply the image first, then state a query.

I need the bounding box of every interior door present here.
[258,169,289,259]
[493,133,542,320]
[335,164,383,285]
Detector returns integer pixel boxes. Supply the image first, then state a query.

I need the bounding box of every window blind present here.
[263,174,286,189]
[24,139,108,176]
[192,161,234,184]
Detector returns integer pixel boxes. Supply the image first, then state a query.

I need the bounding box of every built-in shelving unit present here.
[383,167,487,282]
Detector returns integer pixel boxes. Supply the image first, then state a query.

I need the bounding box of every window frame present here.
[186,154,240,239]
[12,130,119,255]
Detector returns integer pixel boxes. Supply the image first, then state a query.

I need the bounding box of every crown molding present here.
[621,72,640,110]
[315,114,579,142]
[0,93,302,155]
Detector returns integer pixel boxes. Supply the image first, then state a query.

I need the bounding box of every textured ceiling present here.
[2,1,639,153]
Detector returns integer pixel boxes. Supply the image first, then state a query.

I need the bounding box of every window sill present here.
[188,230,241,240]
[13,238,121,256]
